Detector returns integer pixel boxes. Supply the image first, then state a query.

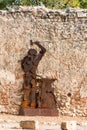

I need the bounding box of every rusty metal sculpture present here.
[21,40,57,111]
[21,40,46,108]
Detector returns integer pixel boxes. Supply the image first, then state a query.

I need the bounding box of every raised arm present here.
[30,40,46,65]
[30,40,46,54]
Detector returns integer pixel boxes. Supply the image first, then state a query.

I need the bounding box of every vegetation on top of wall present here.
[0,0,87,9]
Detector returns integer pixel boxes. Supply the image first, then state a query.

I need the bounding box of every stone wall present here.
[0,6,87,116]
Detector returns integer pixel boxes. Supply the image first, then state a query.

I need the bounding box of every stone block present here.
[20,121,35,129]
[77,11,87,18]
[61,121,76,130]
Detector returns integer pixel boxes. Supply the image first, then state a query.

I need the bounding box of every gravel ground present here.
[0,114,87,130]
[0,114,87,123]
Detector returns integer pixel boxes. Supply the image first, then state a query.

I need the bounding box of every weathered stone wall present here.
[0,7,87,116]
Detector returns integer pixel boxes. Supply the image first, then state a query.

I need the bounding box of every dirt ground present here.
[0,114,87,123]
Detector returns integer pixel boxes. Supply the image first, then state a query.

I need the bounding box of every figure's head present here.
[28,49,37,57]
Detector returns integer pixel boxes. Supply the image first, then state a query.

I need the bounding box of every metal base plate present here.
[19,108,58,116]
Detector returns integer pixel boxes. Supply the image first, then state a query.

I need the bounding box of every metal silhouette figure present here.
[21,40,46,108]
[21,40,57,110]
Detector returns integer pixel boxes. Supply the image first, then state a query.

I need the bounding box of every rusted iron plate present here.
[19,108,58,116]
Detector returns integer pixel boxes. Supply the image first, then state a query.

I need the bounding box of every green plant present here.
[79,0,87,8]
[0,0,15,9]
[0,0,87,10]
